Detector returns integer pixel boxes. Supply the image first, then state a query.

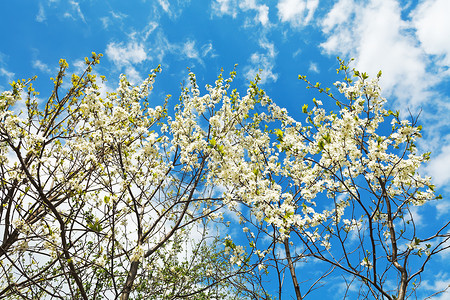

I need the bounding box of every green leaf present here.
[209,138,216,147]
[217,144,224,155]
[88,220,103,233]
[302,104,308,113]
[275,129,284,142]
[318,140,324,151]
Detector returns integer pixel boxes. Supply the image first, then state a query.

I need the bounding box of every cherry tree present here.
[214,58,450,299]
[0,53,448,300]
[0,54,266,300]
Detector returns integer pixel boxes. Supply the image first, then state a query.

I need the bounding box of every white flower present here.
[360,257,373,269]
[130,245,145,262]
[96,256,106,267]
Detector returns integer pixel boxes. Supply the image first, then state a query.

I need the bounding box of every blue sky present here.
[1,0,449,298]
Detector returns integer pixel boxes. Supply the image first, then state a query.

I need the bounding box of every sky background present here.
[0,0,449,298]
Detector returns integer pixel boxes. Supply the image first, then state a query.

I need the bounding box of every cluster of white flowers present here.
[342,218,362,232]
[196,70,437,260]
[1,61,440,296]
[360,257,373,269]
[224,236,246,267]
[130,244,145,262]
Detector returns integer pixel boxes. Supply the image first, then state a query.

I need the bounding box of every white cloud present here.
[412,0,450,68]
[245,39,278,84]
[260,40,276,60]
[320,0,434,108]
[36,3,46,22]
[182,40,200,60]
[308,62,319,73]
[179,40,217,65]
[425,144,450,188]
[201,43,215,57]
[143,22,159,41]
[101,10,128,29]
[106,41,148,67]
[256,4,269,26]
[64,0,86,23]
[240,0,270,26]
[110,10,127,20]
[421,272,450,300]
[321,0,354,34]
[333,276,359,296]
[158,0,170,13]
[105,41,149,84]
[211,0,238,18]
[435,201,450,219]
[63,1,86,23]
[408,206,423,227]
[32,60,51,73]
[70,0,86,22]
[151,31,174,63]
[100,17,110,29]
[292,49,302,58]
[0,53,14,89]
[105,29,213,71]
[212,0,270,26]
[321,0,357,34]
[124,66,143,85]
[0,68,14,83]
[436,233,450,261]
[63,12,72,19]
[277,0,319,27]
[153,0,190,19]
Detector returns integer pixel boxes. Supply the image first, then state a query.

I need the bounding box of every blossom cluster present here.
[0,59,441,299]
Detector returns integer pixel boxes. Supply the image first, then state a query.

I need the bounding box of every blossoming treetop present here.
[0,54,448,299]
